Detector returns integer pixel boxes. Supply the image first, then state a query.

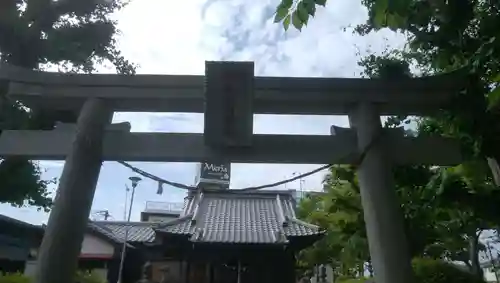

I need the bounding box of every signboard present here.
[195,162,231,189]
[204,61,254,147]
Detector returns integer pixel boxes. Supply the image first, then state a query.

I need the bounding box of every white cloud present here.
[0,0,406,224]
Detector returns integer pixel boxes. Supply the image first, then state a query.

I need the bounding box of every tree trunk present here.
[469,231,484,280]
[487,157,500,186]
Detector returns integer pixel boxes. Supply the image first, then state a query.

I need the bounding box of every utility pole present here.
[124,185,130,220]
[117,176,142,283]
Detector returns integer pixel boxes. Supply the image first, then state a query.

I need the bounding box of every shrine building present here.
[89,188,324,283]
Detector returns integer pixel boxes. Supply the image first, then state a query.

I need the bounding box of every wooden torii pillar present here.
[0,63,466,283]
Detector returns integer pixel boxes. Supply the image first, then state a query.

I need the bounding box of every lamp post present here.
[292,172,305,198]
[124,184,130,220]
[117,176,142,283]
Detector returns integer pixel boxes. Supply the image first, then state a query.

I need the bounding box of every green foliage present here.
[296,55,498,277]
[297,142,498,277]
[273,0,325,31]
[336,279,366,283]
[0,0,135,210]
[0,273,31,283]
[0,271,107,283]
[274,0,411,31]
[359,0,500,174]
[276,0,500,191]
[412,258,485,283]
[0,158,55,211]
[335,259,485,283]
[0,0,135,72]
[74,271,107,283]
[296,167,369,276]
[284,0,500,277]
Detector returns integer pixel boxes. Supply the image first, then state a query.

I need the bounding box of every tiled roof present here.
[0,214,44,231]
[156,190,323,244]
[155,215,195,235]
[89,221,156,243]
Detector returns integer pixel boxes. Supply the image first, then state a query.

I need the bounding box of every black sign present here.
[200,162,230,182]
[196,162,231,186]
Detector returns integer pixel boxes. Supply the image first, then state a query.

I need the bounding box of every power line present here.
[117,161,196,190]
[117,130,382,192]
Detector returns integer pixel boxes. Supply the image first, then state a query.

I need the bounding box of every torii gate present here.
[0,62,465,283]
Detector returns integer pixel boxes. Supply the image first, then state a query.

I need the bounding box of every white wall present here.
[28,233,114,259]
[484,268,499,282]
[25,233,114,279]
[24,260,37,277]
[80,234,114,258]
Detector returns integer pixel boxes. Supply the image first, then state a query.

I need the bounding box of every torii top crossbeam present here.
[0,61,468,165]
[0,63,466,115]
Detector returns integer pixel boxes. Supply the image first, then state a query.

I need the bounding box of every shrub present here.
[337,279,367,283]
[336,258,484,283]
[0,271,106,283]
[336,275,370,283]
[412,258,485,283]
[0,273,31,283]
[75,271,107,283]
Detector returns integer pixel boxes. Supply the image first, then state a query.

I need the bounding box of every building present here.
[152,189,324,283]
[140,201,184,223]
[86,189,323,283]
[0,214,42,274]
[2,189,324,283]
[68,189,323,283]
[0,214,133,281]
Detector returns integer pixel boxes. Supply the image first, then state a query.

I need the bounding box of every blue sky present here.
[0,0,405,224]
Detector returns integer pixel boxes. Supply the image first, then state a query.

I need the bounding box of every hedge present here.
[0,271,106,283]
[336,258,485,283]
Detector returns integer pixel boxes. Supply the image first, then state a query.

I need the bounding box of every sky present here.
[0,0,407,225]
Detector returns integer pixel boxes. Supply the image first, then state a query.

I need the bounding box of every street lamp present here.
[129,176,142,188]
[292,172,305,198]
[117,176,142,283]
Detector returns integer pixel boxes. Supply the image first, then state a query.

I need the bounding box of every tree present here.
[0,0,135,211]
[298,160,499,279]
[279,0,500,279]
[296,56,500,279]
[277,0,500,183]
[275,0,500,190]
[296,172,369,278]
[356,2,500,274]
